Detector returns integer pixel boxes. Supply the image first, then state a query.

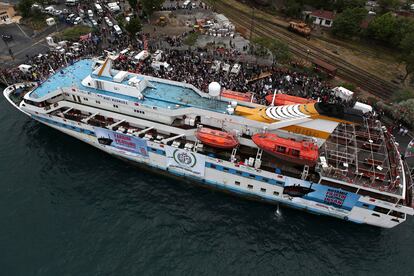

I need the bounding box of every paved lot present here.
[0,22,67,68]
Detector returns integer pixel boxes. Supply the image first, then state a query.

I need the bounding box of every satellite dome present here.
[208,82,221,97]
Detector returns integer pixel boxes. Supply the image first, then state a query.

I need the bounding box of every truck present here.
[288,22,311,39]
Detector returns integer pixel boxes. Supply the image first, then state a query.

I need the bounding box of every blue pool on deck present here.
[29,59,229,112]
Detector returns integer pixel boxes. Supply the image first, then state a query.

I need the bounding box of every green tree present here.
[128,0,138,11]
[141,0,165,16]
[284,0,303,18]
[400,32,414,81]
[331,8,367,38]
[333,0,365,12]
[253,37,291,64]
[392,89,414,102]
[17,0,34,18]
[378,0,399,13]
[125,17,142,37]
[366,12,398,45]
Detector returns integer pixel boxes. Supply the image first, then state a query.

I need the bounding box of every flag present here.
[405,138,414,158]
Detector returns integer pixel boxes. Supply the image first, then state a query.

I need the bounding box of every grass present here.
[58,26,93,41]
[183,32,199,46]
[22,14,48,31]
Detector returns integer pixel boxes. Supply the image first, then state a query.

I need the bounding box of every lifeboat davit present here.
[220,90,256,103]
[252,133,319,166]
[196,128,239,149]
[265,94,316,106]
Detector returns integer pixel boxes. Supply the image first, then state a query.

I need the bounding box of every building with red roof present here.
[310,10,336,28]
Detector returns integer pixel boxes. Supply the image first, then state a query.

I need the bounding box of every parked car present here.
[113,25,122,35]
[104,17,113,27]
[52,9,62,16]
[91,19,98,27]
[66,13,76,23]
[44,6,55,14]
[1,34,13,42]
[88,10,93,18]
[73,17,82,25]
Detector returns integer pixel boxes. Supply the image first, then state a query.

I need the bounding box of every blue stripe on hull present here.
[33,115,355,223]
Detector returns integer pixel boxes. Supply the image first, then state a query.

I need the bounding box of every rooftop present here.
[311,10,336,20]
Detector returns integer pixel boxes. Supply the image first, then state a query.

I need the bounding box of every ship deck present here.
[30,59,228,113]
[319,118,404,197]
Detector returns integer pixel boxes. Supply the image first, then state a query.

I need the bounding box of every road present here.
[0,22,68,68]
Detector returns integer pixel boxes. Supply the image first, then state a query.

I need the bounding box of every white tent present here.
[353,102,373,114]
[332,86,354,102]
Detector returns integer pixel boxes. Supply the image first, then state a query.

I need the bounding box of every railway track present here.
[210,0,400,99]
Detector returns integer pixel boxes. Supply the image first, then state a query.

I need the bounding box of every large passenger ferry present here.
[4,56,414,228]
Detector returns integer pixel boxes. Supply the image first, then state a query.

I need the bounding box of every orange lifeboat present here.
[252,133,319,166]
[196,128,239,149]
[221,90,256,103]
[265,94,316,106]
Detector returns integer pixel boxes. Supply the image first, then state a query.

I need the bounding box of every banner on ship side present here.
[165,146,206,177]
[94,127,148,158]
[283,179,360,211]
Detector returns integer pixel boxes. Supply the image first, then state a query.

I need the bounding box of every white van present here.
[151,61,172,72]
[113,25,122,35]
[87,10,93,18]
[95,3,103,14]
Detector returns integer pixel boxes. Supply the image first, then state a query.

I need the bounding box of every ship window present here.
[372,213,380,217]
[391,218,399,223]
[247,184,253,189]
[276,146,286,153]
[373,206,389,214]
[273,191,279,196]
[223,167,229,172]
[83,97,88,101]
[96,100,100,104]
[362,204,370,208]
[113,105,118,108]
[260,188,266,193]
[389,210,405,219]
[210,164,216,169]
[235,181,240,186]
[291,149,300,157]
